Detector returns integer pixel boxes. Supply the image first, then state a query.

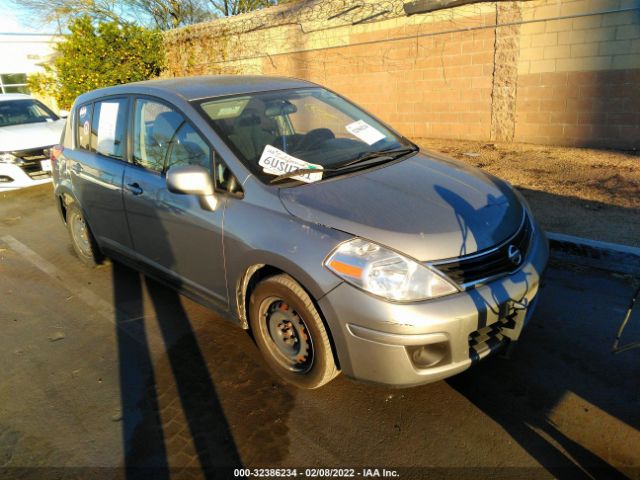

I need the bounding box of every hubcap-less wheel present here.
[70,212,92,258]
[65,202,103,268]
[260,297,314,373]
[249,273,339,389]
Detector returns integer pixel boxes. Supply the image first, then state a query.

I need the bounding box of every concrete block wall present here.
[163,0,640,150]
[259,14,498,141]
[516,0,640,148]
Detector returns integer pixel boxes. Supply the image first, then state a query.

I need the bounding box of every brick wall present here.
[164,0,640,150]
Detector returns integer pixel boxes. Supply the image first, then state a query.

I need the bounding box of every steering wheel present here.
[295,128,335,152]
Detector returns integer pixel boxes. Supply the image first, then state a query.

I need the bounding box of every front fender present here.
[223,197,351,321]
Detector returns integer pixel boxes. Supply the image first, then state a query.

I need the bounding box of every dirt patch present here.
[416,138,640,247]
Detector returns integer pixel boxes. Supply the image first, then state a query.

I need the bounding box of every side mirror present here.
[166,165,218,211]
[58,109,70,119]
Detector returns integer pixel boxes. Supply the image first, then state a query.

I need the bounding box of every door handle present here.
[126,182,143,196]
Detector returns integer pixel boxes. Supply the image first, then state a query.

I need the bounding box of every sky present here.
[0,0,53,34]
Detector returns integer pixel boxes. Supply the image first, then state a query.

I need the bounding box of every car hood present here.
[0,120,65,152]
[278,151,524,261]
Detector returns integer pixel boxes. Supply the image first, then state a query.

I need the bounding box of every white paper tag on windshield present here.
[259,145,323,183]
[346,120,386,145]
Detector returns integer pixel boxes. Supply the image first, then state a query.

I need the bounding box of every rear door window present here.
[90,98,128,160]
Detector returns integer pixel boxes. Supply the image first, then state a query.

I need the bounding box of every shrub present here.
[29,17,165,109]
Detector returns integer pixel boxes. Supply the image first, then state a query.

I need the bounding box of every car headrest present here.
[235,108,262,127]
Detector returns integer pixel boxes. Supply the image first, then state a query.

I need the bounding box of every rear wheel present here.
[249,274,339,389]
[66,202,103,267]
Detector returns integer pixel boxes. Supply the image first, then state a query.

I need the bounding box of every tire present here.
[249,274,339,389]
[66,202,103,267]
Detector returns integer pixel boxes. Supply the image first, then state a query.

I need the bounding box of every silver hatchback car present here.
[52,76,548,389]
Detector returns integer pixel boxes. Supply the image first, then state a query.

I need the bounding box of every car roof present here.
[74,75,319,105]
[0,93,33,102]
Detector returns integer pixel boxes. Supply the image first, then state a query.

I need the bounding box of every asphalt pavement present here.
[1,184,639,480]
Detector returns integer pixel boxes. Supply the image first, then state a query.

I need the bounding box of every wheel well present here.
[59,193,76,224]
[241,264,341,370]
[239,265,282,329]
[58,195,68,223]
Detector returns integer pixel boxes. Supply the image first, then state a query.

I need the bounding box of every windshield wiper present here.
[269,167,333,184]
[269,146,418,185]
[338,146,418,169]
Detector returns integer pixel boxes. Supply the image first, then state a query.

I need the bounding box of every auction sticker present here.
[259,145,323,183]
[346,120,386,145]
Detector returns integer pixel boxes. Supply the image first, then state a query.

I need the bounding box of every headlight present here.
[0,153,20,164]
[324,238,458,302]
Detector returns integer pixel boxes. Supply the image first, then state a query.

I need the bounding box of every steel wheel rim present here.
[259,296,314,373]
[71,212,91,257]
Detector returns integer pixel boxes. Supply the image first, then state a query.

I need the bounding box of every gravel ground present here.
[416,138,640,247]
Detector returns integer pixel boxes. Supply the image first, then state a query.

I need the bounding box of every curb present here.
[548,232,640,276]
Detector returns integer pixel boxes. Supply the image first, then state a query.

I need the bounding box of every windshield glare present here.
[196,88,412,183]
[0,99,59,127]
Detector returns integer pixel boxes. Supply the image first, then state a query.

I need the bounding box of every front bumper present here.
[318,228,549,387]
[0,163,52,190]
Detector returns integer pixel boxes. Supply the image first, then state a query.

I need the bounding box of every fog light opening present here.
[408,342,449,369]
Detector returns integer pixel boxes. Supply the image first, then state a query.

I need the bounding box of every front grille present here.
[12,147,52,180]
[433,214,532,288]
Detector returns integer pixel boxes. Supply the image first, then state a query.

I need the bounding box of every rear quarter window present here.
[76,103,91,150]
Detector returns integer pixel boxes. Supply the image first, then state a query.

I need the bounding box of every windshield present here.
[194,88,414,184]
[0,98,59,127]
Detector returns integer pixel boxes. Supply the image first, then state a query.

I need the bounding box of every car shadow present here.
[113,261,170,479]
[434,184,639,478]
[112,260,242,478]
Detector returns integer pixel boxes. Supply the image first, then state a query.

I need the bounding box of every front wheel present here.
[66,202,103,267]
[249,274,339,389]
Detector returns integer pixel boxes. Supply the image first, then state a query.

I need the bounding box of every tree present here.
[28,17,165,108]
[12,0,287,31]
[130,0,213,30]
[208,0,278,17]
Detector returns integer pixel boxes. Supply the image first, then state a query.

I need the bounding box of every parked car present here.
[52,76,548,389]
[0,94,66,190]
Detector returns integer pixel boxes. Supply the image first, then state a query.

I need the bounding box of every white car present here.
[0,94,66,190]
